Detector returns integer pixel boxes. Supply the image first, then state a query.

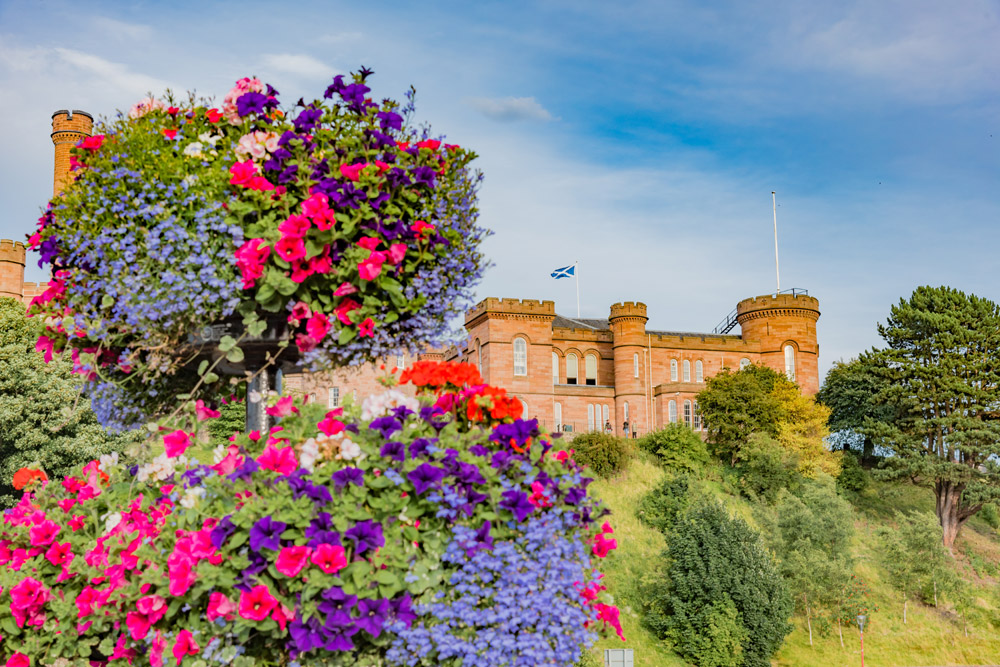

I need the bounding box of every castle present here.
[0,110,821,439]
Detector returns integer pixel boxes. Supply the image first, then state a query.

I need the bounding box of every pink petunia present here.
[44,541,73,567]
[272,603,294,631]
[34,335,55,363]
[229,160,259,187]
[387,243,407,265]
[288,301,311,322]
[80,135,104,151]
[6,653,29,667]
[167,555,197,596]
[274,235,306,263]
[195,400,220,421]
[172,629,200,665]
[68,515,86,531]
[305,312,331,341]
[150,630,166,667]
[358,251,386,281]
[334,298,361,326]
[234,238,271,289]
[339,163,367,181]
[411,220,435,237]
[265,396,298,418]
[359,317,375,338]
[206,592,235,622]
[163,430,192,457]
[28,520,60,547]
[334,282,358,296]
[310,543,347,574]
[257,444,298,476]
[275,545,312,577]
[357,237,380,251]
[318,412,345,437]
[277,213,311,237]
[238,585,278,621]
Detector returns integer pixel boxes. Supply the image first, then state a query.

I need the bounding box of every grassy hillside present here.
[581,454,1000,667]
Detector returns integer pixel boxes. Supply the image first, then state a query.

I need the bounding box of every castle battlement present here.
[609,301,648,321]
[465,297,556,326]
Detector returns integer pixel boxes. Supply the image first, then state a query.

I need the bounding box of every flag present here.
[550,265,575,279]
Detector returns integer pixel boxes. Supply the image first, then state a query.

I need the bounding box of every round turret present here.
[736,292,821,394]
[609,302,649,435]
[0,240,27,301]
[51,110,93,197]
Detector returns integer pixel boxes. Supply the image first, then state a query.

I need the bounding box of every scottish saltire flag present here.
[551,265,575,279]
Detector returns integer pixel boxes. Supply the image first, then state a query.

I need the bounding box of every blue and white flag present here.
[551,265,575,279]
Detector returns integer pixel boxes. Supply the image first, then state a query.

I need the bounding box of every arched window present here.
[633,353,639,378]
[740,357,751,370]
[328,387,340,408]
[695,360,703,383]
[683,360,691,382]
[396,353,405,370]
[668,399,677,423]
[683,400,692,426]
[693,400,701,430]
[513,338,527,376]
[552,352,559,384]
[602,404,610,426]
[670,359,678,382]
[477,341,482,372]
[784,344,796,381]
[585,353,598,386]
[567,353,578,385]
[587,404,595,431]
[623,401,630,423]
[554,402,562,431]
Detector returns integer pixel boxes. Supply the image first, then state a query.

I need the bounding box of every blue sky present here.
[1,0,997,378]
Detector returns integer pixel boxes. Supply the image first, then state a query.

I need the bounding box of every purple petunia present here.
[380,440,406,463]
[344,520,384,555]
[499,490,535,522]
[355,598,391,638]
[236,92,268,117]
[369,416,402,439]
[407,463,446,495]
[229,458,259,482]
[210,515,236,548]
[332,467,364,490]
[319,587,357,626]
[249,515,287,552]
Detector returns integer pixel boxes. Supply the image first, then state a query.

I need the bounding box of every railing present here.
[711,288,809,334]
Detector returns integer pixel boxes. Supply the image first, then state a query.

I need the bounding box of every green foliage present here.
[868,286,1000,549]
[835,575,878,627]
[208,397,246,448]
[979,503,1000,530]
[644,500,793,667]
[697,364,794,464]
[734,434,800,504]
[636,424,708,472]
[875,511,953,607]
[770,477,855,621]
[636,474,694,534]
[816,355,894,461]
[837,450,869,494]
[0,298,142,504]
[688,598,747,667]
[572,431,633,478]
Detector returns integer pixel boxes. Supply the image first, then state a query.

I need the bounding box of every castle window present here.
[740,357,751,370]
[328,387,340,409]
[477,341,482,372]
[602,404,610,426]
[633,353,639,378]
[683,360,691,382]
[552,352,559,384]
[396,353,405,370]
[623,401,630,423]
[519,398,528,418]
[668,400,677,423]
[695,360,703,383]
[567,353,578,385]
[513,338,528,376]
[670,359,678,382]
[683,400,692,426]
[693,400,702,430]
[554,402,562,431]
[585,353,597,386]
[587,404,595,431]
[785,345,796,381]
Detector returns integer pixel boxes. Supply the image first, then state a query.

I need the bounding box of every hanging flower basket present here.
[27,69,488,429]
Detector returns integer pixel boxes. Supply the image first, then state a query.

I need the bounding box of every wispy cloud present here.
[53,48,171,96]
[260,53,337,79]
[466,96,554,122]
[90,16,153,41]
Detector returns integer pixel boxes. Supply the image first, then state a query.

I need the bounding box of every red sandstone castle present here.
[0,111,820,439]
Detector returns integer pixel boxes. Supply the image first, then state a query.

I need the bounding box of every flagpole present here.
[575,261,580,318]
[772,191,780,295]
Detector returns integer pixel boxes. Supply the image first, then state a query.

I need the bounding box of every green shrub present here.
[637,424,708,472]
[980,503,1000,530]
[637,473,695,534]
[209,397,246,448]
[689,598,747,667]
[571,431,633,478]
[735,433,800,503]
[837,450,868,494]
[644,500,793,667]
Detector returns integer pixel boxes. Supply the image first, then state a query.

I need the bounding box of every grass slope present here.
[583,455,1000,667]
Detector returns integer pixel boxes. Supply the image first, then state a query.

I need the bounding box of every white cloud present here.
[260,53,337,79]
[466,96,554,122]
[52,48,171,96]
[90,17,153,41]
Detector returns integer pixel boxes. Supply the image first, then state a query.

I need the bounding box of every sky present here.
[1,0,997,379]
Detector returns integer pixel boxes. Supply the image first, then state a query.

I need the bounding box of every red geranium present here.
[12,468,47,490]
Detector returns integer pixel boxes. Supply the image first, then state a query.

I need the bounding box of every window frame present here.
[328,387,340,409]
[513,337,528,376]
[784,344,796,381]
[670,359,678,382]
[683,399,692,426]
[566,353,578,385]
[683,359,691,382]
[585,353,598,386]
[695,360,703,383]
[668,399,677,423]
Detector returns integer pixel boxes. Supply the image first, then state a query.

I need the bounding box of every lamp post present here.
[856,614,867,667]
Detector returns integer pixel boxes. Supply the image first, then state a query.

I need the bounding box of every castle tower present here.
[609,302,648,436]
[736,293,821,394]
[0,240,27,301]
[51,110,93,197]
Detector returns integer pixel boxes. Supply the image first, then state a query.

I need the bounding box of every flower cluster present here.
[0,362,619,666]
[28,69,487,428]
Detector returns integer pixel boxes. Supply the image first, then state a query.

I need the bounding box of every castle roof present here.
[552,315,608,330]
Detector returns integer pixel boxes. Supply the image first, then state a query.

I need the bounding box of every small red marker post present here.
[857,614,867,667]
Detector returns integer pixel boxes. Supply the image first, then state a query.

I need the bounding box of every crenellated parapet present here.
[0,239,27,301]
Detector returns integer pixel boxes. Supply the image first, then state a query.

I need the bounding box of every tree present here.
[770,477,855,646]
[636,423,708,472]
[697,364,792,464]
[874,511,952,623]
[644,500,793,667]
[0,298,141,504]
[868,286,1000,550]
[816,355,895,464]
[772,382,840,478]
